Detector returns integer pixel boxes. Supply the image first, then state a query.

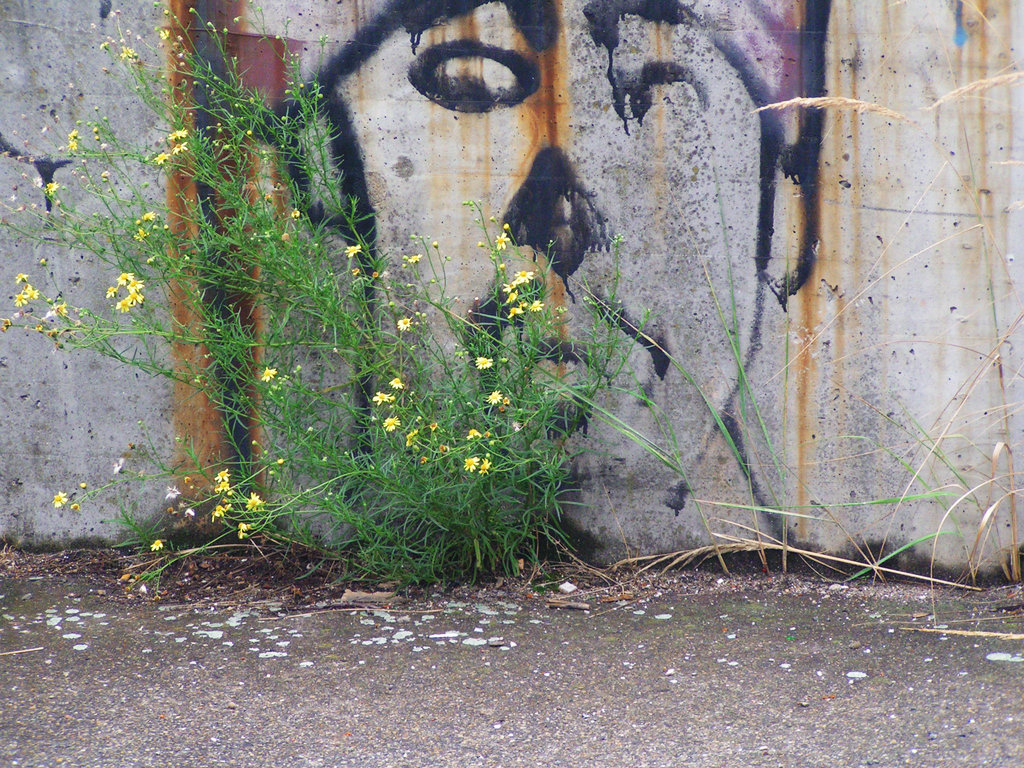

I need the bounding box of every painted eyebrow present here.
[403,0,559,53]
[584,0,698,50]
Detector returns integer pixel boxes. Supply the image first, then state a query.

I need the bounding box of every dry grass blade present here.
[899,627,1024,641]
[611,542,759,574]
[929,71,1024,110]
[708,533,982,591]
[754,96,915,127]
[0,647,44,657]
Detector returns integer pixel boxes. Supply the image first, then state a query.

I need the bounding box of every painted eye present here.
[408,40,539,113]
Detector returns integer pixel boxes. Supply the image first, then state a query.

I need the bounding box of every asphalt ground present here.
[2,569,1023,767]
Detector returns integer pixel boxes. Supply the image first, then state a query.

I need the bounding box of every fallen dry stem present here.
[710,533,981,591]
[0,647,44,657]
[899,627,1024,641]
[611,542,758,574]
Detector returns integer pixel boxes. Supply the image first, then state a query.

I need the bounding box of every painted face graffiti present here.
[280,0,832,530]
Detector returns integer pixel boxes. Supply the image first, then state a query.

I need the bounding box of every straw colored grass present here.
[754,96,916,127]
[929,71,1024,110]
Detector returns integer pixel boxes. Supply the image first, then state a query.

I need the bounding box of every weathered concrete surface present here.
[2,574,1022,767]
[0,1,173,544]
[2,1,1023,574]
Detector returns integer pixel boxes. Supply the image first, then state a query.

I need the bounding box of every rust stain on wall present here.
[166,0,227,483]
[647,21,672,231]
[167,0,287,487]
[513,0,571,325]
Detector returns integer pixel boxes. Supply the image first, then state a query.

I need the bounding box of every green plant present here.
[1,21,628,584]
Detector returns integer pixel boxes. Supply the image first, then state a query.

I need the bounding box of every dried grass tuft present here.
[929,71,1024,110]
[754,96,916,127]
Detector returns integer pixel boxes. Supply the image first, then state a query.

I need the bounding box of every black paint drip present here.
[0,131,71,213]
[501,147,609,300]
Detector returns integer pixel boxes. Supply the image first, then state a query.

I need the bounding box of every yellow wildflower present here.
[133,228,149,242]
[23,285,40,300]
[479,456,492,475]
[494,233,510,251]
[67,130,80,151]
[389,377,404,390]
[397,317,413,332]
[168,129,188,142]
[53,492,69,508]
[153,152,170,166]
[260,366,278,382]
[237,522,251,539]
[475,356,493,370]
[115,297,134,313]
[141,211,157,222]
[405,429,418,447]
[53,303,68,317]
[344,244,362,259]
[487,391,503,405]
[383,416,401,432]
[466,429,483,440]
[44,182,59,197]
[13,292,29,307]
[105,286,118,299]
[214,469,231,493]
[245,492,264,511]
[405,253,422,264]
[508,304,524,319]
[464,456,481,473]
[150,539,164,551]
[372,391,395,406]
[290,209,301,219]
[119,45,139,61]
[506,290,519,304]
[528,300,544,312]
[513,270,535,285]
[15,273,29,284]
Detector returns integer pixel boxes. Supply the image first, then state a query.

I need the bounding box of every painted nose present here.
[501,147,610,298]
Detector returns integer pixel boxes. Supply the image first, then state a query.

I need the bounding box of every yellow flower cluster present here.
[13,276,41,308]
[107,272,145,313]
[214,469,231,493]
[464,455,492,474]
[501,270,542,318]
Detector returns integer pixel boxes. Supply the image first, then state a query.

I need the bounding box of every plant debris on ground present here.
[3,546,1022,634]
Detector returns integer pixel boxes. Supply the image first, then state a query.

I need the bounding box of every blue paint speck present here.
[954,1,968,47]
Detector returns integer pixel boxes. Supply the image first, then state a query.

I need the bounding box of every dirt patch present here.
[3,544,1022,625]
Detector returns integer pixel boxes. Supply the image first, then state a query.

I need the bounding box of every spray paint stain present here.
[953,1,968,47]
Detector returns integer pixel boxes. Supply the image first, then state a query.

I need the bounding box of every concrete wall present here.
[2,1,1022,575]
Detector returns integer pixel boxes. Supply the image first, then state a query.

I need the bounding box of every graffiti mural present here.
[260,0,834,540]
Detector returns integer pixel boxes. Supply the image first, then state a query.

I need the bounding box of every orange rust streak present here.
[167,1,228,483]
[649,22,671,238]
[515,0,570,343]
[166,0,279,484]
